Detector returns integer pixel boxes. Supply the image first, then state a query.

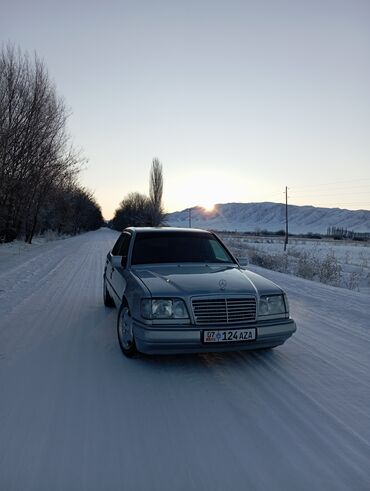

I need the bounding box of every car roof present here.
[124,227,212,234]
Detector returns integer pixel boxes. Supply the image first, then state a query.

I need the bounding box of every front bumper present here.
[133,318,297,355]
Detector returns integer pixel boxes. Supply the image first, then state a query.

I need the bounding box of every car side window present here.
[118,233,131,257]
[112,234,125,256]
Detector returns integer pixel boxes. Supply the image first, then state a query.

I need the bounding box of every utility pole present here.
[284,186,289,251]
[188,208,192,228]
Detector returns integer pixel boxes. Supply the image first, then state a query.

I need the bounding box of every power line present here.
[291,185,370,194]
[290,202,370,208]
[291,191,370,198]
[291,177,370,190]
[311,203,370,206]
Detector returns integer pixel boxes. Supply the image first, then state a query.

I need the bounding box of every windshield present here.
[131,232,235,265]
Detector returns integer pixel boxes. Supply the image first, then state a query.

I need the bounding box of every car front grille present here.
[192,297,257,325]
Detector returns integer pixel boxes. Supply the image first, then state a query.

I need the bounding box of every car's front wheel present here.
[117,303,137,357]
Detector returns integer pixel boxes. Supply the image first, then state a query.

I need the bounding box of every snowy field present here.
[0,228,369,491]
[222,234,370,295]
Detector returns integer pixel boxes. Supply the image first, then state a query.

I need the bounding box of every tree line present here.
[111,158,165,231]
[326,226,370,241]
[0,44,103,243]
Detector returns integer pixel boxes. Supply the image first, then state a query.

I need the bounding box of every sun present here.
[203,203,215,212]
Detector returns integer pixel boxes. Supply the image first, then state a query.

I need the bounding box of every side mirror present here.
[111,255,122,268]
[237,257,249,267]
[110,250,128,268]
[111,255,128,268]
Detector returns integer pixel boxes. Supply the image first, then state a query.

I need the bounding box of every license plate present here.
[203,328,256,343]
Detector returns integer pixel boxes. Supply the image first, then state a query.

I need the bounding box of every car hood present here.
[132,264,282,297]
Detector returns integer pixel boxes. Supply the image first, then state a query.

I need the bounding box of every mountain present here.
[166,202,370,234]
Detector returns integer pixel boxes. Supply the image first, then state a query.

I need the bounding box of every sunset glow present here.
[203,203,215,213]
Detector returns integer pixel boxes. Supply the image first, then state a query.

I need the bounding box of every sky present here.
[1,0,370,218]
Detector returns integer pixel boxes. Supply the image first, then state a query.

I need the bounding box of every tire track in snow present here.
[200,350,370,490]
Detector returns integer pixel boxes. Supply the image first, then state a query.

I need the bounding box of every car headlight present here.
[141,298,189,320]
[259,294,287,316]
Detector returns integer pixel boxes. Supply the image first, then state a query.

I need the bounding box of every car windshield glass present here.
[131,232,235,265]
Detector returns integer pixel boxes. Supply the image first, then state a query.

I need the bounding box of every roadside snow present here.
[0,229,369,491]
[0,232,72,276]
[223,235,370,295]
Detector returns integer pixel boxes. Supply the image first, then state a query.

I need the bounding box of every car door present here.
[110,231,132,303]
[105,233,125,302]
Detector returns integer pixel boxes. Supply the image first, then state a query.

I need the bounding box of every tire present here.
[117,303,137,358]
[103,276,115,307]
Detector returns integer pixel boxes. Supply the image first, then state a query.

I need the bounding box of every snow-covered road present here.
[0,228,369,491]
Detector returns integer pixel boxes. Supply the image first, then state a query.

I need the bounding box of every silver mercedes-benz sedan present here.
[104,227,296,357]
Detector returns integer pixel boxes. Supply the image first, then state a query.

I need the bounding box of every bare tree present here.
[0,44,99,243]
[112,159,166,231]
[149,158,164,226]
[112,192,153,230]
